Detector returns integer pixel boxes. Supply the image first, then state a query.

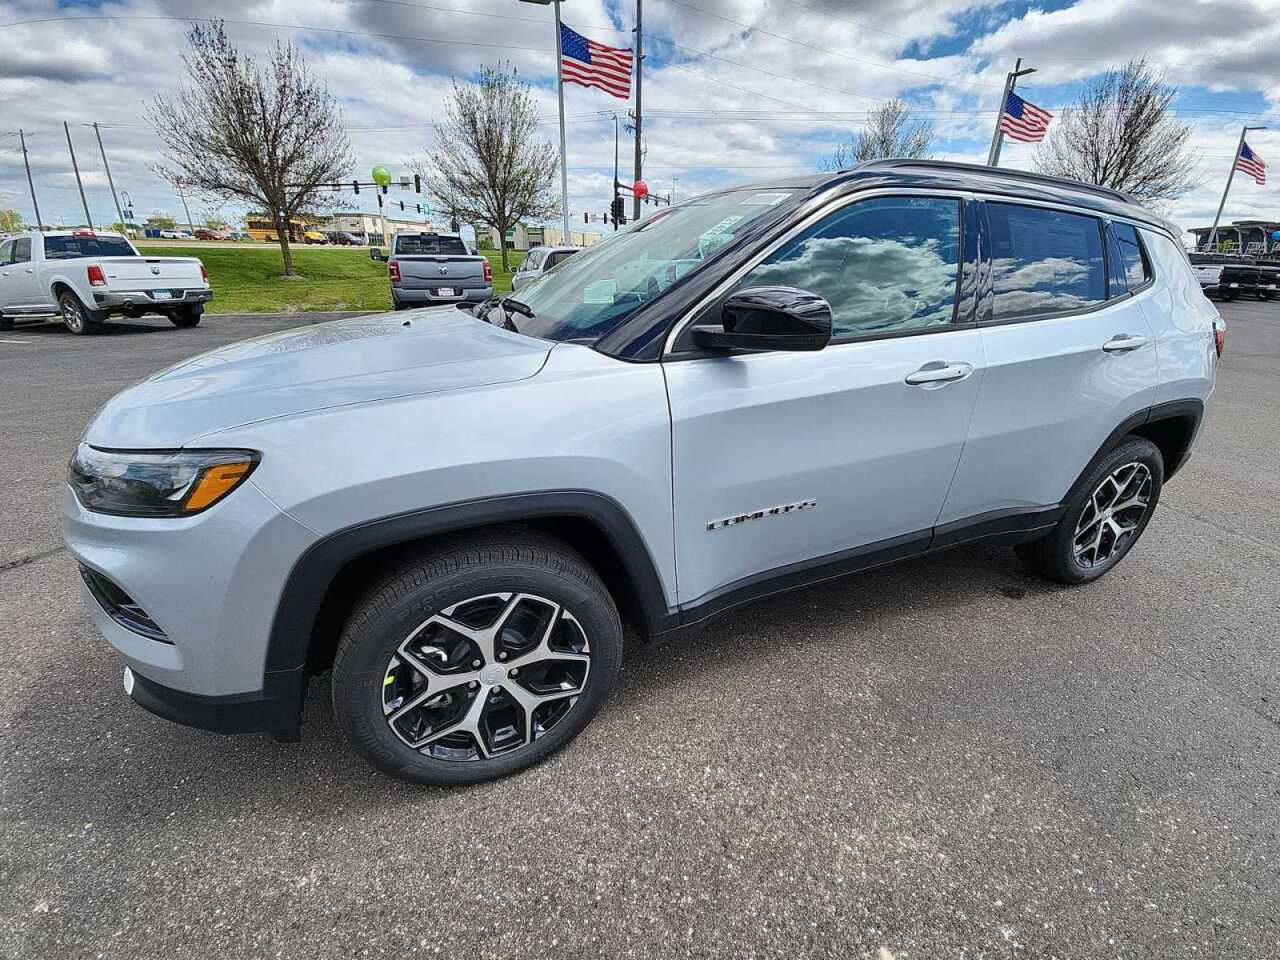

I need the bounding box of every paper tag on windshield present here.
[583,279,617,304]
[742,192,790,205]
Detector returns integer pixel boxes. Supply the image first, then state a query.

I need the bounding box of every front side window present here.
[1112,222,1151,289]
[735,195,961,339]
[987,203,1105,320]
[11,238,31,264]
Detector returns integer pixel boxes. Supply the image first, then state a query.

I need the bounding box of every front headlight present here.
[68,444,260,517]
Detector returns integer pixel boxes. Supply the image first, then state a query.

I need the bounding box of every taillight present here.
[482,259,493,284]
[200,264,209,285]
[388,260,401,283]
[87,264,106,286]
[1213,317,1226,357]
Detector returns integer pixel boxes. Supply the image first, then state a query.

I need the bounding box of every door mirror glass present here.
[693,285,832,352]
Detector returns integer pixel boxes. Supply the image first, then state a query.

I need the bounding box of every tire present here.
[1222,290,1237,302]
[332,529,623,785]
[0,314,13,332]
[1016,437,1164,585]
[169,305,203,328]
[57,290,105,335]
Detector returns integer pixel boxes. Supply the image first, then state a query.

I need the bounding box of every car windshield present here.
[395,234,468,255]
[507,189,798,343]
[44,235,136,259]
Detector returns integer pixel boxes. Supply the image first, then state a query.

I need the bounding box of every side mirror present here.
[693,286,833,352]
[369,247,384,262]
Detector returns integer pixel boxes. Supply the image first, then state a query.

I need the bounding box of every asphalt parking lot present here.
[2,302,1278,959]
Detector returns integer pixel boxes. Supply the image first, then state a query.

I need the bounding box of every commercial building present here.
[327,212,435,245]
[1189,220,1280,255]
[475,223,602,250]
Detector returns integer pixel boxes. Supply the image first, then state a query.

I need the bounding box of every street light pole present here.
[1207,124,1266,253]
[986,58,1036,168]
[92,123,127,235]
[18,129,43,231]
[63,121,93,229]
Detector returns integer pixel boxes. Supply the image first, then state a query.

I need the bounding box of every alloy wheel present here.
[61,299,84,333]
[381,592,591,761]
[1072,461,1152,569]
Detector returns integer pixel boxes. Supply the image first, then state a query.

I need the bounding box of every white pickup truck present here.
[0,230,212,335]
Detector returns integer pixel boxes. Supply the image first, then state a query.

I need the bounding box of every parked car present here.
[387,231,493,309]
[156,229,186,240]
[325,230,363,246]
[1190,253,1261,300]
[64,161,1221,784]
[227,230,251,241]
[511,244,581,290]
[302,230,328,245]
[193,227,226,241]
[0,229,211,333]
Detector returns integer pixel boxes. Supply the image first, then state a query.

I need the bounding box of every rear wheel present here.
[169,304,203,328]
[0,313,12,332]
[332,531,623,785]
[58,291,105,335]
[1016,437,1163,585]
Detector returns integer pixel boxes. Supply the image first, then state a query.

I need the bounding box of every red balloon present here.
[633,179,649,200]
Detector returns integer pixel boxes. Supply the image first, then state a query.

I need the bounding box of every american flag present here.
[560,23,633,100]
[999,91,1053,143]
[1237,141,1266,185]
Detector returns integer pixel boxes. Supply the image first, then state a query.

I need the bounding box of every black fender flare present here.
[263,490,674,677]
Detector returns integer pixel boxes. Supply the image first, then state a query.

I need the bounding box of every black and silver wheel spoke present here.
[1072,461,1152,568]
[381,592,591,761]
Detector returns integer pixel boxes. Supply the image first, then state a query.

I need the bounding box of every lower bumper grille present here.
[79,565,170,643]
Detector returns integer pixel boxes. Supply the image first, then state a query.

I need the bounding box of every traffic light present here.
[584,212,589,224]
[399,200,405,211]
[352,180,360,194]
[610,195,624,225]
[414,174,421,193]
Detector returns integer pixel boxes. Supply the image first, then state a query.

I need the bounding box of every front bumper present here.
[392,284,492,305]
[94,287,214,310]
[63,481,317,734]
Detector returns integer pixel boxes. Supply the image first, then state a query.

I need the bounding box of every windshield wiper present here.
[500,296,536,319]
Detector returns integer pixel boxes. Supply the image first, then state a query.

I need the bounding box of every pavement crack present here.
[0,546,67,575]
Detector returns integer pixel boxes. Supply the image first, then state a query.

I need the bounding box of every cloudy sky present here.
[1,0,1277,240]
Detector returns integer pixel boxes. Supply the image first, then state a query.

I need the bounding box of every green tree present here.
[0,209,24,233]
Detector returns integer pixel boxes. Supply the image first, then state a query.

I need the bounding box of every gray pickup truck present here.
[387,232,493,309]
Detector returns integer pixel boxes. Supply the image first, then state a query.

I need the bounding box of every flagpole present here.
[1207,125,1265,253]
[553,0,571,242]
[987,58,1036,167]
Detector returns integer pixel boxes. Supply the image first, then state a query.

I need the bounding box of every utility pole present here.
[632,0,643,221]
[613,112,621,230]
[63,120,93,229]
[1208,124,1266,252]
[986,58,1036,167]
[671,176,677,204]
[175,181,195,232]
[18,129,42,231]
[91,123,128,234]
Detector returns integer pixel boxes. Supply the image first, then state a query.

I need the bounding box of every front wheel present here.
[169,305,203,328]
[332,531,623,785]
[1016,437,1164,585]
[58,291,105,335]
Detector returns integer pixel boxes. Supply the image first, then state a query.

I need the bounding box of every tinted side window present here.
[1112,223,1151,288]
[546,250,575,267]
[11,238,31,264]
[44,235,135,259]
[738,195,961,338]
[395,235,467,255]
[987,203,1105,320]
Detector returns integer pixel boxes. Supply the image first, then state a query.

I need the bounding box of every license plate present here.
[437,287,455,297]
[152,289,174,300]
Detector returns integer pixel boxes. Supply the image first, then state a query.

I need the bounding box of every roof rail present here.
[852,158,1137,205]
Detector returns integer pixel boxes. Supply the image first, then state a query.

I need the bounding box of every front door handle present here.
[905,361,973,386]
[23,268,33,274]
[1102,334,1147,353]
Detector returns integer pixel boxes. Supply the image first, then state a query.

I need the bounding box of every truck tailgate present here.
[99,257,205,292]
[396,256,487,289]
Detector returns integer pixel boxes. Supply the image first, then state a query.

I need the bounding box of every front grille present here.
[79,565,170,643]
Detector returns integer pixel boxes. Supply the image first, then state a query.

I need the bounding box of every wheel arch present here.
[1095,399,1204,483]
[265,490,674,679]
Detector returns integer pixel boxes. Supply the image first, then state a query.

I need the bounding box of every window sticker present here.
[742,192,791,206]
[582,279,617,304]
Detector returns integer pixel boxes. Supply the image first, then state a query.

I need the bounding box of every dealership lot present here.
[2,302,1278,957]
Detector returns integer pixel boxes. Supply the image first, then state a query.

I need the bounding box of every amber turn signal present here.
[184,461,255,512]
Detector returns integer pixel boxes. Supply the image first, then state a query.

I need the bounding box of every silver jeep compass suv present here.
[65,161,1221,784]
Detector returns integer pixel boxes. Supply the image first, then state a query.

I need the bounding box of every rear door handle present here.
[1102,334,1147,353]
[905,361,973,386]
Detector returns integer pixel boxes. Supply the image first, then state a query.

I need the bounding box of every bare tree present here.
[413,64,559,272]
[822,99,934,170]
[1033,58,1201,203]
[149,20,352,275]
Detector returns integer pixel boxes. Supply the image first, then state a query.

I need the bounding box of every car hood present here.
[84,308,552,447]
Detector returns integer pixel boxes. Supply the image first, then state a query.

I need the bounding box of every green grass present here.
[138,245,523,315]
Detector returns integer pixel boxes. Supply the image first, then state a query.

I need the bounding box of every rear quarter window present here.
[987,203,1105,320]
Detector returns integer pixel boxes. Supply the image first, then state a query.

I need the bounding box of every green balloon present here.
[371,165,391,188]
